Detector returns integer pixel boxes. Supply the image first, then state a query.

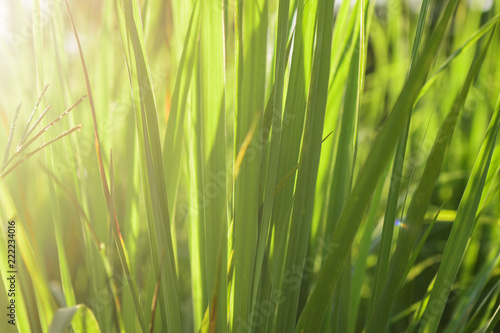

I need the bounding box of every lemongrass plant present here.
[0,0,500,332]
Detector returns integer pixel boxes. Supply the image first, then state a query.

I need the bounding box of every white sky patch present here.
[334,0,356,12]
[20,0,33,11]
[0,0,38,46]
[335,0,493,12]
[468,0,494,11]
[0,0,10,41]
[64,32,85,56]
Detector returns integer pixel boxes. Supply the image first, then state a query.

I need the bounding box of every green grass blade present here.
[368,29,495,333]
[113,0,183,331]
[369,0,431,319]
[296,0,463,329]
[0,196,31,333]
[162,0,199,228]
[65,1,148,330]
[166,2,207,330]
[348,164,388,333]
[443,250,500,333]
[187,73,209,330]
[308,1,360,276]
[326,0,364,234]
[1,103,21,171]
[420,52,500,333]
[251,0,290,317]
[482,303,500,333]
[232,0,268,330]
[328,0,370,330]
[0,180,56,331]
[274,0,336,329]
[264,0,317,330]
[198,0,227,331]
[419,13,500,100]
[49,304,101,333]
[401,205,443,286]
